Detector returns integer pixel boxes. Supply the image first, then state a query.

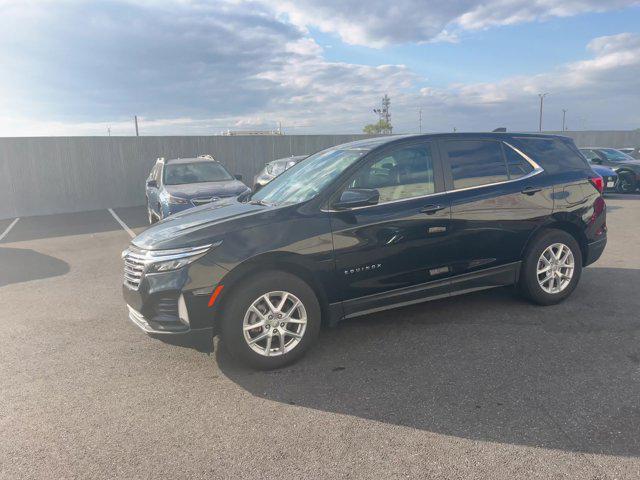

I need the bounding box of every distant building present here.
[222,129,283,136]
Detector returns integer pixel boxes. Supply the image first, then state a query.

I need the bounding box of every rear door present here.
[329,140,453,317]
[439,138,554,291]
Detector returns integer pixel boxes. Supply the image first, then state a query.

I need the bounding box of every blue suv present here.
[145,155,250,224]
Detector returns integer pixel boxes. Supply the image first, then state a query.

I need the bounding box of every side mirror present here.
[234,174,243,181]
[146,180,158,188]
[333,188,379,210]
[592,158,602,165]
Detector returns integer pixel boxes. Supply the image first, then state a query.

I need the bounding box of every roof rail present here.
[197,154,215,160]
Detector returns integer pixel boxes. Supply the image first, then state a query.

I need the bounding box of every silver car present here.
[253,155,307,191]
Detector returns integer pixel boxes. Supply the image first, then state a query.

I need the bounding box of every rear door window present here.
[504,144,534,179]
[515,137,589,173]
[442,140,508,190]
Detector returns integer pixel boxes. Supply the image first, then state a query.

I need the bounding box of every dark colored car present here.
[145,155,250,224]
[579,148,640,193]
[124,133,607,369]
[618,147,640,160]
[253,155,307,191]
[590,164,618,194]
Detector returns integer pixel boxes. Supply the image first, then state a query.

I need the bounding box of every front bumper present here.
[127,305,213,335]
[122,254,230,336]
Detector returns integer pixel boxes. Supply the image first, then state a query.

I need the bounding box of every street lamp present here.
[538,93,549,132]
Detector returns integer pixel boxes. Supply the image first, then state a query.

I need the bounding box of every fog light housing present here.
[178,294,190,327]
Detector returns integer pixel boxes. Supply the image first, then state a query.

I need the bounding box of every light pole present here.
[419,108,422,134]
[562,109,567,131]
[538,93,548,132]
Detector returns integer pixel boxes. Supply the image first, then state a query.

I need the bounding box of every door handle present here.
[420,204,445,215]
[521,186,542,196]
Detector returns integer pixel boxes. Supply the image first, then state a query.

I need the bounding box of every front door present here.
[329,140,453,317]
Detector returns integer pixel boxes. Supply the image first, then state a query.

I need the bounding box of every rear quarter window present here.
[515,137,589,174]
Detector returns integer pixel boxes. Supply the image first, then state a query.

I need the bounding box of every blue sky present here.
[0,0,638,136]
[315,9,640,86]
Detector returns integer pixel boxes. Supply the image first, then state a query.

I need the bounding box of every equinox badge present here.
[344,263,382,275]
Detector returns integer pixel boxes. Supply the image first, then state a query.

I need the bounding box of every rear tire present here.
[519,229,582,306]
[220,271,321,369]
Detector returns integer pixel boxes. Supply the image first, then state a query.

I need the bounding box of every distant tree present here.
[363,120,392,135]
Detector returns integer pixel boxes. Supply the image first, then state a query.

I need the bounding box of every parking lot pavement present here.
[1,199,640,479]
[111,205,149,235]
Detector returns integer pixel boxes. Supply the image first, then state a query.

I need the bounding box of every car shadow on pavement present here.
[0,247,70,287]
[217,266,640,457]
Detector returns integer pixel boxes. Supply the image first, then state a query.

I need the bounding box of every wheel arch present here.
[521,218,588,264]
[216,252,332,326]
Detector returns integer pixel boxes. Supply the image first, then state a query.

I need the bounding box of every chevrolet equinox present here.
[122,133,607,369]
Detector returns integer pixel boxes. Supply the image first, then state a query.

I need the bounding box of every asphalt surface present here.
[1,196,640,479]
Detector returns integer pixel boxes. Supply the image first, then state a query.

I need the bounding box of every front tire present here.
[616,171,636,194]
[519,229,582,305]
[220,271,321,369]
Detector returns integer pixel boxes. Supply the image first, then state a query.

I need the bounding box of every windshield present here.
[251,147,367,205]
[599,149,635,162]
[163,162,233,185]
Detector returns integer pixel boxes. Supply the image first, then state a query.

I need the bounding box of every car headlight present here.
[160,191,189,204]
[122,242,221,273]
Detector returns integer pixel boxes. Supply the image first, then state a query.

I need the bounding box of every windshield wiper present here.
[249,199,271,206]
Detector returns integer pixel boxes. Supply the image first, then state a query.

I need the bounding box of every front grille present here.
[191,196,218,206]
[123,252,145,289]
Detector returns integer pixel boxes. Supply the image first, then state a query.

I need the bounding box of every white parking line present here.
[0,217,20,242]
[108,208,135,238]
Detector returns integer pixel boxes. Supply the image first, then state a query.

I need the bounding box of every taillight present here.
[589,175,603,193]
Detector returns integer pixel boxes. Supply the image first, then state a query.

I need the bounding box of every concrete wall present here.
[545,130,640,148]
[1,131,638,219]
[0,135,372,219]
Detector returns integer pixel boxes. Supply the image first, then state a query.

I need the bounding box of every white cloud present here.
[266,0,639,47]
[0,1,638,136]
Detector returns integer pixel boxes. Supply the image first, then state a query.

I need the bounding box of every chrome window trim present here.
[503,141,542,170]
[324,141,545,212]
[444,167,543,194]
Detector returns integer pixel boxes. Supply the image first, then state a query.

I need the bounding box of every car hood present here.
[164,180,247,198]
[132,199,276,251]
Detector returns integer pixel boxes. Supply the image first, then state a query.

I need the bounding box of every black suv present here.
[122,133,607,369]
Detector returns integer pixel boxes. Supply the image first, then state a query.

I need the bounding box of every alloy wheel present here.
[537,243,574,294]
[242,291,307,357]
